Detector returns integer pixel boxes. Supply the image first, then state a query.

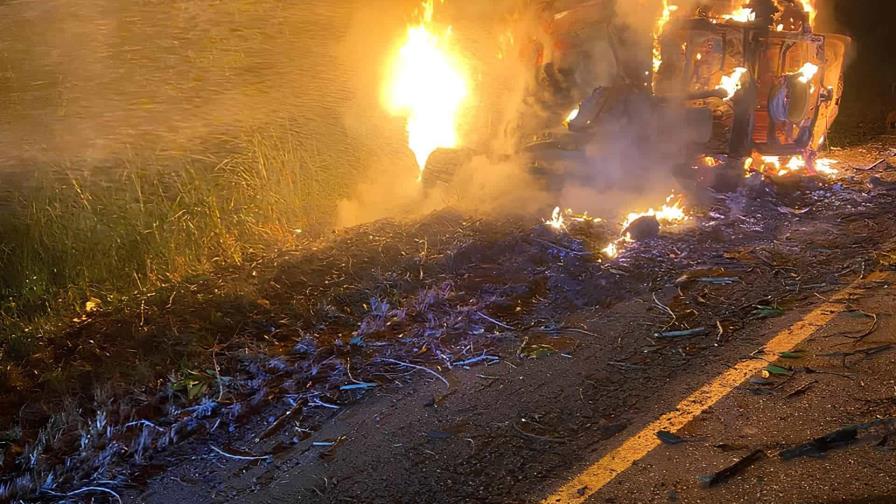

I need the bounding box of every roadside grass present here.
[0,131,346,367]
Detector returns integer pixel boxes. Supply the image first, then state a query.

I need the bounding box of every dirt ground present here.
[88,137,896,504]
[2,137,895,502]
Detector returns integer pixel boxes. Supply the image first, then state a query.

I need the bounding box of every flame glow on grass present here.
[384,0,469,175]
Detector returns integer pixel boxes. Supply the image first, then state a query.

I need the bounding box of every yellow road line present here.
[541,273,883,504]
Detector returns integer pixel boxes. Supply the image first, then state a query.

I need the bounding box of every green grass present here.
[0,130,346,334]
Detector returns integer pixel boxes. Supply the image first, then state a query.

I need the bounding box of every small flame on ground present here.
[622,195,688,231]
[602,242,619,258]
[815,158,839,176]
[749,154,839,178]
[545,207,567,232]
[384,0,469,175]
[566,107,580,123]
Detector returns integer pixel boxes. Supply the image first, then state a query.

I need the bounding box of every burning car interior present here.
[1,0,896,503]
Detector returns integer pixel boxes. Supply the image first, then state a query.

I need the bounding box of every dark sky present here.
[825,0,896,116]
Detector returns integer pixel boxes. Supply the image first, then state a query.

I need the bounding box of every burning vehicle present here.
[660,0,851,178]
[420,0,849,190]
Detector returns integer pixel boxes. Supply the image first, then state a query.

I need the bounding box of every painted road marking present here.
[541,273,884,504]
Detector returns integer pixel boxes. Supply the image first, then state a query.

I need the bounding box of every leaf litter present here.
[7,149,896,500]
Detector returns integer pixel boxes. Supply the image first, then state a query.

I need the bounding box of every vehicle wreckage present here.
[422,0,850,191]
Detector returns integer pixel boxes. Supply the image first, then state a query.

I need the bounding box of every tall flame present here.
[385,0,469,174]
[799,0,817,27]
[749,154,839,178]
[653,1,678,76]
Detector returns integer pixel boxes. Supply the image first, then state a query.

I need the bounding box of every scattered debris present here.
[656,430,685,445]
[512,421,567,444]
[43,486,123,504]
[377,358,450,388]
[5,140,896,499]
[784,380,818,399]
[520,344,560,359]
[210,444,272,462]
[339,382,378,391]
[699,450,766,487]
[764,364,794,377]
[655,327,708,339]
[519,332,578,359]
[817,344,895,368]
[452,355,501,367]
[751,305,785,319]
[258,399,307,441]
[697,277,739,285]
[476,311,516,330]
[779,426,859,460]
[712,443,749,453]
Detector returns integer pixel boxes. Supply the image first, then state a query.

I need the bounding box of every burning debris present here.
[545,194,689,258]
[746,154,840,178]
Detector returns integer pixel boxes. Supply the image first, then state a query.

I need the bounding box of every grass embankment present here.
[0,132,344,383]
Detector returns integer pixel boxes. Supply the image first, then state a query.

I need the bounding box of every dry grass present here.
[0,130,348,357]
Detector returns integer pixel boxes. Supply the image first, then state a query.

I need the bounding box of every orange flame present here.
[749,154,839,178]
[797,62,819,84]
[545,207,567,232]
[622,194,688,232]
[653,1,678,76]
[721,7,756,23]
[717,67,748,100]
[384,0,470,175]
[799,0,817,27]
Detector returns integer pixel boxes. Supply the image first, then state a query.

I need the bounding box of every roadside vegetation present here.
[0,130,345,375]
